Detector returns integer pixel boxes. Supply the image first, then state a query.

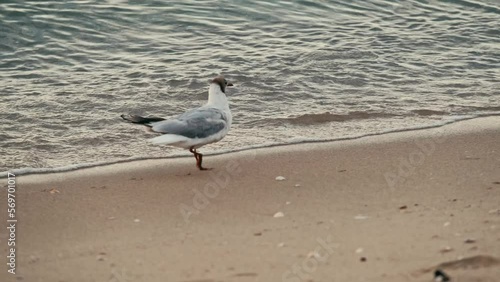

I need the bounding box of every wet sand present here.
[2,116,500,282]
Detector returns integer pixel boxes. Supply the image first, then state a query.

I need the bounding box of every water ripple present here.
[1,0,499,171]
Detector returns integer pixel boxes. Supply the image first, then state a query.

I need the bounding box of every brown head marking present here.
[210,75,233,93]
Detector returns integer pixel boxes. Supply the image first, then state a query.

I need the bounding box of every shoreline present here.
[3,113,500,179]
[2,116,500,282]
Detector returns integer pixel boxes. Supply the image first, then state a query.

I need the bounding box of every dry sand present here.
[1,116,500,282]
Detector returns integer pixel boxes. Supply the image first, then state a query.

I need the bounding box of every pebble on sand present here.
[275,176,286,181]
[434,269,450,282]
[96,255,106,261]
[464,238,476,244]
[273,212,285,218]
[488,209,499,214]
[133,219,141,223]
[439,246,453,253]
[354,215,369,220]
[307,251,321,259]
[29,255,39,263]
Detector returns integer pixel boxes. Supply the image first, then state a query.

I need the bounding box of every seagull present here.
[121,75,233,170]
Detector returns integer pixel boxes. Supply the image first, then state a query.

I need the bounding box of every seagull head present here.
[210,75,233,94]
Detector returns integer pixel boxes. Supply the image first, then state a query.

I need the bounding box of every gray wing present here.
[150,107,227,139]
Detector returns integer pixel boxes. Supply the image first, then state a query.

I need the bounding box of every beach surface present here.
[2,116,500,282]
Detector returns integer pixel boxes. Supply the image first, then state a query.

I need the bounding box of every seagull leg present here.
[196,153,211,170]
[189,147,199,163]
[189,148,211,171]
[189,148,198,160]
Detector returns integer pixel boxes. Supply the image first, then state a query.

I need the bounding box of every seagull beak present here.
[227,82,234,87]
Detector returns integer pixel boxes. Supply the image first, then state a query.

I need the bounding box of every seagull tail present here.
[120,114,165,127]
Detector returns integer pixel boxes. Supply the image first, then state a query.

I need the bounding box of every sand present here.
[2,116,500,282]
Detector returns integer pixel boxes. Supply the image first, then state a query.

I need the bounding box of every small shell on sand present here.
[133,219,141,223]
[96,255,105,261]
[275,176,286,181]
[273,212,285,218]
[354,215,368,220]
[440,246,454,253]
[307,251,321,259]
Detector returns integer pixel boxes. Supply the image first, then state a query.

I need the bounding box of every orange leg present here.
[189,148,211,170]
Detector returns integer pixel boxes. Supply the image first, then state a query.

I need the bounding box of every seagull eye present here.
[224,80,228,85]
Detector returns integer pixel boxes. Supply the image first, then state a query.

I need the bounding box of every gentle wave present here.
[271,109,457,125]
[1,0,499,171]
[2,113,499,179]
